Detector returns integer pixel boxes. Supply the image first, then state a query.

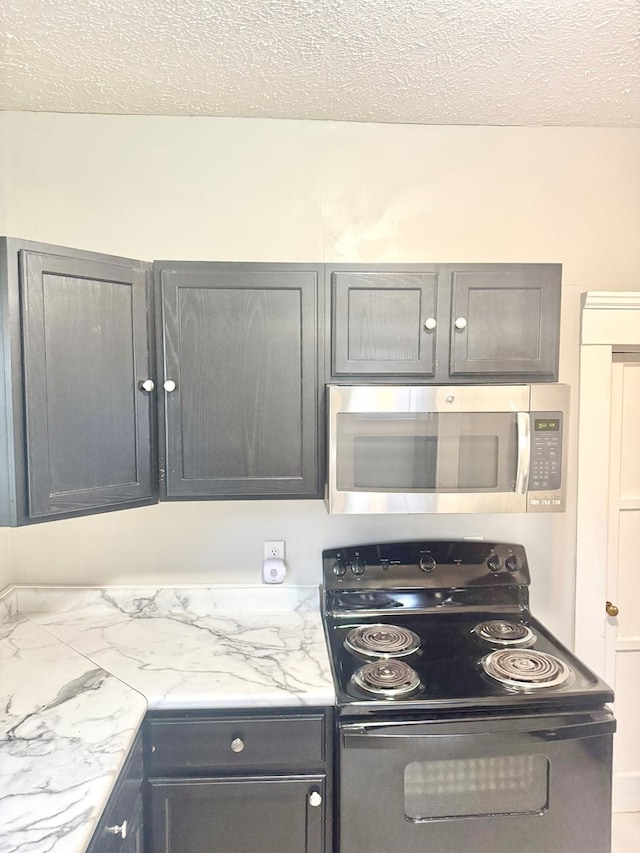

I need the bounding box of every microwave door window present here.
[352,436,438,489]
[457,413,518,492]
[336,413,439,492]
[437,435,499,489]
[336,413,518,493]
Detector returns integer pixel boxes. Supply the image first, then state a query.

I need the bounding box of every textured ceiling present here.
[1,0,639,126]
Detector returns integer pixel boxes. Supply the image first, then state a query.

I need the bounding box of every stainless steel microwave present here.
[326,384,570,514]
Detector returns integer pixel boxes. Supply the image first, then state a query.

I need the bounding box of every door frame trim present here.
[575,291,640,677]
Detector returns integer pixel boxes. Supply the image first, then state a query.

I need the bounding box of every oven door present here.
[338,710,614,853]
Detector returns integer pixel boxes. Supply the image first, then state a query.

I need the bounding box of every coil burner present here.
[344,624,421,659]
[473,620,536,647]
[481,648,572,691]
[351,659,422,699]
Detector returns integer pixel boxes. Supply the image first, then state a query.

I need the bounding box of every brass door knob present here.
[606,601,619,618]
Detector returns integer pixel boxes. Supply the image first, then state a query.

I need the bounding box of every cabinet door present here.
[121,799,144,853]
[149,775,325,853]
[21,248,155,520]
[86,733,144,853]
[449,265,561,379]
[87,797,143,853]
[157,263,321,498]
[332,269,438,375]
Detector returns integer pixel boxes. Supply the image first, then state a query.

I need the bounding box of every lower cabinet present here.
[86,732,144,853]
[149,775,325,853]
[145,709,333,853]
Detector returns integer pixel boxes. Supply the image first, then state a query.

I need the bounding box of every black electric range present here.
[322,539,613,717]
[322,540,616,853]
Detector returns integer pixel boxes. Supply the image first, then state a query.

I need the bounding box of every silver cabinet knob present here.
[163,379,176,392]
[423,317,437,331]
[454,317,468,330]
[230,737,245,753]
[309,791,322,807]
[106,820,127,839]
[140,379,155,392]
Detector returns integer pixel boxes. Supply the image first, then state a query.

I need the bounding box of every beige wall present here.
[0,529,10,590]
[1,113,639,644]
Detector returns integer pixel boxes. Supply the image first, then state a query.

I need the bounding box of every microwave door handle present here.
[515,412,530,495]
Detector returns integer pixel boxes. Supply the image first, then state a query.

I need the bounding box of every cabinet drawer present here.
[147,713,327,775]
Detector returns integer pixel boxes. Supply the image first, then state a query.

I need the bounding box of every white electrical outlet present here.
[264,540,285,560]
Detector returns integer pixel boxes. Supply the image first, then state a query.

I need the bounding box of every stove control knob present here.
[419,555,436,573]
[331,560,346,578]
[487,554,502,573]
[351,558,366,576]
[504,555,519,573]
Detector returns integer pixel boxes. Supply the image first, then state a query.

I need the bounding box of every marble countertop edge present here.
[147,687,336,711]
[0,585,18,619]
[7,583,323,616]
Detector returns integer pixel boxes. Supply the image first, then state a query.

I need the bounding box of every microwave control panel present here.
[530,412,562,491]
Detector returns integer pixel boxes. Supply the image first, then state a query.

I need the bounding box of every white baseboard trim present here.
[613,772,640,812]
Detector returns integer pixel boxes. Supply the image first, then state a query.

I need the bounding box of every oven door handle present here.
[515,411,530,494]
[341,712,615,747]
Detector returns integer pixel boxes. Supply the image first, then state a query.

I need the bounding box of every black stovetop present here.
[322,540,614,717]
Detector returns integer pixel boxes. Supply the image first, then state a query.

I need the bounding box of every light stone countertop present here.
[0,584,335,853]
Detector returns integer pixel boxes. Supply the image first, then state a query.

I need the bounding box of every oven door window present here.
[404,754,549,820]
[336,412,518,492]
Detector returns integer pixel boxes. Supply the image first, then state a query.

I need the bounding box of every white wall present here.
[1,113,639,645]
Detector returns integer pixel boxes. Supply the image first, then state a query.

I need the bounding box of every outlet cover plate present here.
[264,540,285,560]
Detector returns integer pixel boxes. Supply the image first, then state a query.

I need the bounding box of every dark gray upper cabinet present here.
[332,268,438,376]
[0,238,156,526]
[156,262,322,499]
[449,265,561,379]
[328,263,561,383]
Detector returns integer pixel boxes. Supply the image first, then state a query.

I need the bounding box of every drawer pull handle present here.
[230,737,245,753]
[106,820,128,839]
[309,792,322,807]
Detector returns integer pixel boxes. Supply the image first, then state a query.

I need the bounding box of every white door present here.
[607,357,640,811]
